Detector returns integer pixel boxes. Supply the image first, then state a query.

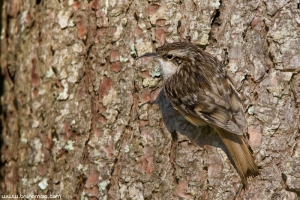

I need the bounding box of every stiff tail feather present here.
[215,128,259,187]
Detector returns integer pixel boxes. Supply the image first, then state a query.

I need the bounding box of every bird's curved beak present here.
[136,52,158,60]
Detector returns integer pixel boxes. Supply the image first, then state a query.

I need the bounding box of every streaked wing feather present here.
[164,55,246,135]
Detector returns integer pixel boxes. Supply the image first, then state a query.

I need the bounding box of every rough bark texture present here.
[1,0,300,199]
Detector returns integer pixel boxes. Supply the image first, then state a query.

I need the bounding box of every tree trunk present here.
[1,0,300,199]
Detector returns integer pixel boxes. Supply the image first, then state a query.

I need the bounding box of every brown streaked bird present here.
[137,42,259,187]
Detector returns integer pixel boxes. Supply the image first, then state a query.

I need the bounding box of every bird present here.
[137,42,259,187]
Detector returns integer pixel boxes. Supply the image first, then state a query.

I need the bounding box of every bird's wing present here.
[164,57,246,135]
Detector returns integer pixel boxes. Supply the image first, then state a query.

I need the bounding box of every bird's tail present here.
[215,128,259,187]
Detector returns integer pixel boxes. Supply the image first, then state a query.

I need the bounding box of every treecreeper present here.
[137,42,259,187]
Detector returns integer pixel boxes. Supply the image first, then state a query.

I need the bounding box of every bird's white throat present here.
[157,59,177,80]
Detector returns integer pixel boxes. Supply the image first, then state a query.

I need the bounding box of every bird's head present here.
[137,42,198,80]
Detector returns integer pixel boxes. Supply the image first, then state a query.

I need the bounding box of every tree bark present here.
[1,0,300,199]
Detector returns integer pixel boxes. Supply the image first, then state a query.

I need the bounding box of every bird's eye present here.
[167,54,173,60]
